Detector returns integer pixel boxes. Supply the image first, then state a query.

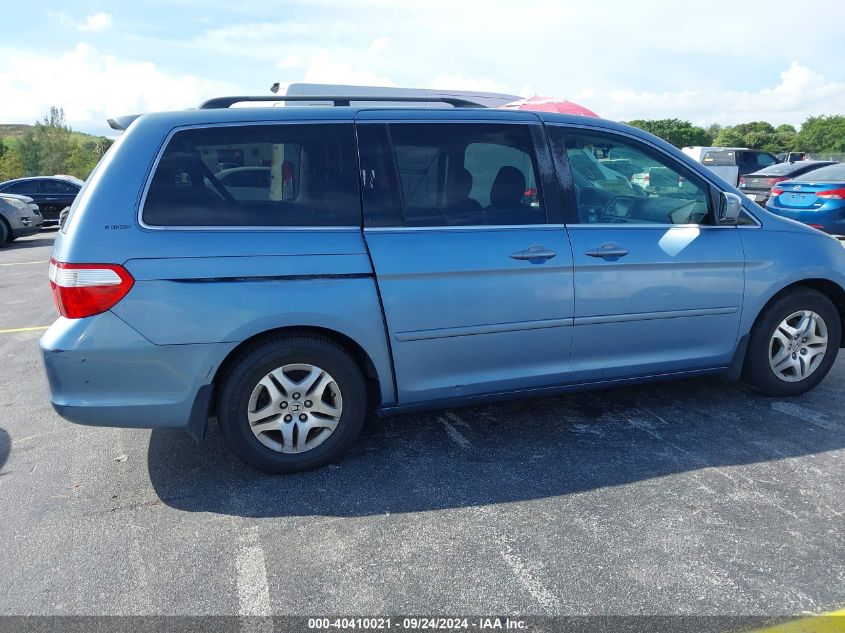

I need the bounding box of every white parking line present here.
[0,260,48,266]
[236,528,271,617]
[439,416,472,448]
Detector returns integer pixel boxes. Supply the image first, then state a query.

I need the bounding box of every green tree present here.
[35,106,73,175]
[712,128,745,147]
[796,115,845,153]
[0,146,24,181]
[625,119,711,148]
[16,128,41,176]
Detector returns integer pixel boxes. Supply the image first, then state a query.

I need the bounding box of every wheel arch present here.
[749,278,845,348]
[210,325,385,409]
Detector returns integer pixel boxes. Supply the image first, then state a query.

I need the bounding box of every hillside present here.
[0,123,108,148]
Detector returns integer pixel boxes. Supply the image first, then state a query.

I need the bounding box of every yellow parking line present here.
[0,325,50,334]
[0,260,48,266]
[750,609,845,632]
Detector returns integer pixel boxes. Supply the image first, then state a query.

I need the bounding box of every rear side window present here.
[385,123,545,227]
[42,179,79,194]
[794,163,845,182]
[142,124,360,227]
[701,150,737,166]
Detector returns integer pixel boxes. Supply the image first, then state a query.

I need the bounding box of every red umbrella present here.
[501,95,599,118]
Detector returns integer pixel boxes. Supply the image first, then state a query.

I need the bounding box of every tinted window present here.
[794,163,845,182]
[143,124,360,226]
[387,124,545,227]
[754,161,834,177]
[2,180,39,195]
[757,153,777,168]
[549,127,711,225]
[41,179,79,194]
[701,150,737,166]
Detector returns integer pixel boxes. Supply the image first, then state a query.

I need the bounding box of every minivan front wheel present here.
[217,335,367,473]
[744,289,841,396]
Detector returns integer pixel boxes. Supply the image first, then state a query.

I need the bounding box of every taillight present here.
[817,188,845,199]
[808,224,825,229]
[738,177,746,187]
[48,259,134,319]
[771,187,785,196]
[768,177,786,186]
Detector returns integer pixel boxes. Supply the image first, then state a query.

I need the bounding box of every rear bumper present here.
[40,312,235,431]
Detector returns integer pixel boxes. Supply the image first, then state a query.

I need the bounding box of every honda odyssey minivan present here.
[41,94,845,473]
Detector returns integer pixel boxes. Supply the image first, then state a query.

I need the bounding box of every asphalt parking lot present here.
[1,232,844,622]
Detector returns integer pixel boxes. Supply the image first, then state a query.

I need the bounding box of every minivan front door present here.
[356,116,574,405]
[547,125,745,382]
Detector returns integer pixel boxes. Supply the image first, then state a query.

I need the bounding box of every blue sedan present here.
[767,163,845,237]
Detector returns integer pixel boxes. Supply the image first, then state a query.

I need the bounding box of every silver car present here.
[0,193,43,245]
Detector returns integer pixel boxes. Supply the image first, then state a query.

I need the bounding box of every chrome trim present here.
[565,223,738,230]
[394,317,573,342]
[364,224,566,232]
[137,121,357,231]
[574,306,738,326]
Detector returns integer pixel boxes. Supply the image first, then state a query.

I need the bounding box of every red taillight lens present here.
[771,187,785,196]
[48,259,134,319]
[817,188,845,199]
[738,177,746,187]
[808,224,825,229]
[768,177,786,186]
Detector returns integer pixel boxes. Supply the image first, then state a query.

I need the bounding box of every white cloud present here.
[579,62,845,126]
[78,12,113,32]
[50,11,114,32]
[429,73,510,95]
[0,43,233,132]
[368,37,391,56]
[302,50,394,87]
[275,54,303,70]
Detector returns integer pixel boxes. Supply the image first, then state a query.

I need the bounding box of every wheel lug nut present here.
[280,401,288,409]
[284,414,292,422]
[801,348,807,355]
[299,413,307,421]
[792,353,797,359]
[292,392,301,400]
[304,400,312,408]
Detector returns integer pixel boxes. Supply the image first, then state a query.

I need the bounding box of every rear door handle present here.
[584,243,629,260]
[509,244,557,262]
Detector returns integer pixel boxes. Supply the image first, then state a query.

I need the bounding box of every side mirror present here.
[717,192,743,225]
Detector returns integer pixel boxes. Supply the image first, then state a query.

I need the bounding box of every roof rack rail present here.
[197,95,487,109]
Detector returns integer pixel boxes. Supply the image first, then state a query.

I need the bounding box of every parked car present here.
[739,160,836,205]
[0,193,43,244]
[41,94,845,473]
[682,146,779,186]
[766,162,845,238]
[215,166,272,201]
[0,176,83,227]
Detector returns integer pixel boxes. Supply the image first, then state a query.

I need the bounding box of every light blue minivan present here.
[41,95,845,473]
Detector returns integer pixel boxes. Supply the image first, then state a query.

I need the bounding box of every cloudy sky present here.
[2,0,844,135]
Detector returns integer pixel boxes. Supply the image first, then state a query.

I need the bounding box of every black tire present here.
[0,219,9,246]
[743,288,841,396]
[217,334,368,474]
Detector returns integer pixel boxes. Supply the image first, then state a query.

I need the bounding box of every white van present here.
[682,146,779,186]
[283,83,521,108]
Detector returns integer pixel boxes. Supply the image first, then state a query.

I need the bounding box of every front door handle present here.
[584,243,630,260]
[509,244,557,262]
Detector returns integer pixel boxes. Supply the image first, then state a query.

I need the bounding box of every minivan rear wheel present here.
[217,334,367,473]
[744,288,840,396]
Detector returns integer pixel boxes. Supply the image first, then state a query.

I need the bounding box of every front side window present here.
[548,128,711,225]
[387,123,545,227]
[3,181,38,195]
[142,124,360,227]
